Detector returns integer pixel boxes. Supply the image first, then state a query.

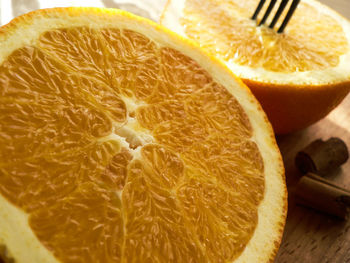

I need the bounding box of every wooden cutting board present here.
[275,96,350,262]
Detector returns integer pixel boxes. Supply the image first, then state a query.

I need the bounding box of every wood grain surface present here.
[275,98,350,263]
[275,1,350,262]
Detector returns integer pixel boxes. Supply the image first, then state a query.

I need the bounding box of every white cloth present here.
[0,0,167,25]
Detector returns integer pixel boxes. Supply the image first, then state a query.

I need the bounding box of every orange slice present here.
[0,8,286,263]
[160,0,350,133]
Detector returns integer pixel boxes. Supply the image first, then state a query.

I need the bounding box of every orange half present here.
[0,8,286,263]
[161,0,350,133]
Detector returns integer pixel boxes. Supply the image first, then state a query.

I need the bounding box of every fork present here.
[252,0,301,33]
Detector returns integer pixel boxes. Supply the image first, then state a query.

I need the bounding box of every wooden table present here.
[275,99,350,263]
[275,2,350,262]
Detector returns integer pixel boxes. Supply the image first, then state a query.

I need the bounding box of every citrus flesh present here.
[161,0,350,133]
[0,8,286,263]
[180,0,348,73]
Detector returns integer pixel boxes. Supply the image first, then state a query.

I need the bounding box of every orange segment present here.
[0,8,286,263]
[77,78,127,123]
[0,156,79,212]
[78,140,122,186]
[160,47,213,87]
[136,100,185,130]
[29,183,124,263]
[177,178,258,262]
[183,83,252,136]
[182,136,264,204]
[141,144,184,188]
[150,47,213,103]
[153,118,209,153]
[0,139,121,212]
[39,27,112,85]
[122,159,205,262]
[101,29,160,99]
[101,148,133,190]
[0,46,80,106]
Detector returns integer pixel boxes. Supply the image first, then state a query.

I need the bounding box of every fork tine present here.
[258,0,278,26]
[252,0,266,20]
[269,0,289,29]
[277,0,301,33]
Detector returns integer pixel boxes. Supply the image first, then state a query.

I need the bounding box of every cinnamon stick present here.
[295,173,350,219]
[295,137,349,175]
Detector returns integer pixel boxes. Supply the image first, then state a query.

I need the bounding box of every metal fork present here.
[252,0,301,33]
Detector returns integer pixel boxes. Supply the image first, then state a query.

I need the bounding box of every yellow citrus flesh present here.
[0,21,268,263]
[181,0,348,73]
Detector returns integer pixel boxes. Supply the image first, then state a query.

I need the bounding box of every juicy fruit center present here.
[181,0,348,73]
[0,26,264,262]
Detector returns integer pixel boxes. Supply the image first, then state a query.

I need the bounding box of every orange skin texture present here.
[243,79,350,134]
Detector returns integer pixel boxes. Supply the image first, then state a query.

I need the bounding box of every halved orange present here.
[0,8,286,263]
[161,0,350,134]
